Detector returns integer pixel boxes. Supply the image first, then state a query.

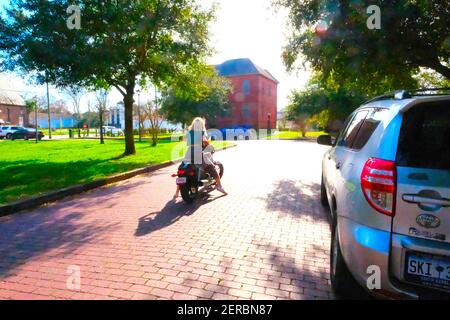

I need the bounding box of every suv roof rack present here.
[364,88,450,105]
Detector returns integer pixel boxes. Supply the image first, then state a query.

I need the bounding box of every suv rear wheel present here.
[320,175,328,207]
[330,223,366,299]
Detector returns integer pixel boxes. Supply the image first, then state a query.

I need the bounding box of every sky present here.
[0,0,311,112]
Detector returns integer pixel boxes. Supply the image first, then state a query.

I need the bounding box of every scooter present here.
[173,149,224,203]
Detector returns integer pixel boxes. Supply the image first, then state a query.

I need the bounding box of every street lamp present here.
[137,89,142,143]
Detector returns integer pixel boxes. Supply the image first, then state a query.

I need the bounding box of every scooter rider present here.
[173,117,227,200]
[201,138,227,195]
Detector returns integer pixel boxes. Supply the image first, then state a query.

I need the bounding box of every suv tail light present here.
[361,158,396,216]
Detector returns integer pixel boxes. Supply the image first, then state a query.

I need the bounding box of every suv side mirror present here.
[317,135,333,146]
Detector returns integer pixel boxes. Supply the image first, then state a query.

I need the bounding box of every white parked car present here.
[0,126,23,139]
[102,126,124,136]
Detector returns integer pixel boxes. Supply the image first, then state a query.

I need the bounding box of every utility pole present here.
[137,89,142,142]
[154,86,158,141]
[154,86,158,109]
[34,96,38,144]
[46,80,52,139]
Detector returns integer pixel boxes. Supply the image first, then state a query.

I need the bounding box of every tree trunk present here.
[424,58,450,80]
[151,129,158,146]
[433,63,450,80]
[99,108,104,145]
[123,89,136,155]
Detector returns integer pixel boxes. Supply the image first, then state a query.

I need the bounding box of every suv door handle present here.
[402,195,450,207]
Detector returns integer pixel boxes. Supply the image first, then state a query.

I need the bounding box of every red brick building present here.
[215,58,278,130]
[0,92,28,126]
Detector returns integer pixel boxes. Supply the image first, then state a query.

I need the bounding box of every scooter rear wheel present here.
[180,185,198,203]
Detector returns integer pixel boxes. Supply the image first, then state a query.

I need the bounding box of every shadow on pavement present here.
[63,179,150,210]
[135,193,227,237]
[263,179,329,223]
[0,210,119,278]
[262,241,331,300]
[255,241,371,300]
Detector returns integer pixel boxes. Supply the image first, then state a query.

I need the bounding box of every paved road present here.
[0,140,333,300]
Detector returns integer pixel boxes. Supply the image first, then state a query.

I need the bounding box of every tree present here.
[161,68,232,127]
[63,86,85,121]
[51,99,70,115]
[0,0,215,155]
[286,74,366,133]
[95,88,109,145]
[277,0,450,88]
[143,101,163,147]
[416,69,450,88]
[28,94,50,113]
[24,98,38,116]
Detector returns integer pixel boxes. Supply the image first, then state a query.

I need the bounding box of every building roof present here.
[0,74,26,106]
[0,91,25,106]
[215,58,279,84]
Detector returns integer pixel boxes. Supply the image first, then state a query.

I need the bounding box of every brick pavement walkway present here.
[0,141,333,300]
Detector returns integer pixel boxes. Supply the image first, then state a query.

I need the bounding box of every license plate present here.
[176,177,187,185]
[404,252,450,292]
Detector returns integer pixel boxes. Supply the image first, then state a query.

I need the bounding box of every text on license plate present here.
[176,177,187,185]
[407,255,450,281]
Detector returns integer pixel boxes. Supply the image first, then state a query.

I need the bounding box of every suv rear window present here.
[336,110,368,148]
[397,101,450,170]
[351,108,387,150]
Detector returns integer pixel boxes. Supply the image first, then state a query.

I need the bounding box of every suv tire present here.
[330,223,365,299]
[320,175,329,207]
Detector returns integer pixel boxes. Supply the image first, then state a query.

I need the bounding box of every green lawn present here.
[268,131,327,140]
[0,139,234,205]
[41,128,71,136]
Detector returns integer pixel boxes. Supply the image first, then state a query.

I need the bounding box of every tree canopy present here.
[161,67,232,128]
[277,0,450,88]
[0,0,215,155]
[286,73,367,133]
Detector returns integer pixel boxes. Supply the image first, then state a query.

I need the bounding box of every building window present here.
[268,85,272,96]
[242,105,250,118]
[243,80,250,96]
[7,108,10,123]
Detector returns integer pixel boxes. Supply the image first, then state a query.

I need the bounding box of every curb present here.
[0,144,237,217]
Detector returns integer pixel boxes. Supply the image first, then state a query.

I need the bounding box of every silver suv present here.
[318,89,450,299]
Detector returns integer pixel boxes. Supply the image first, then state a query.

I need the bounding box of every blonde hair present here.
[188,117,206,132]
